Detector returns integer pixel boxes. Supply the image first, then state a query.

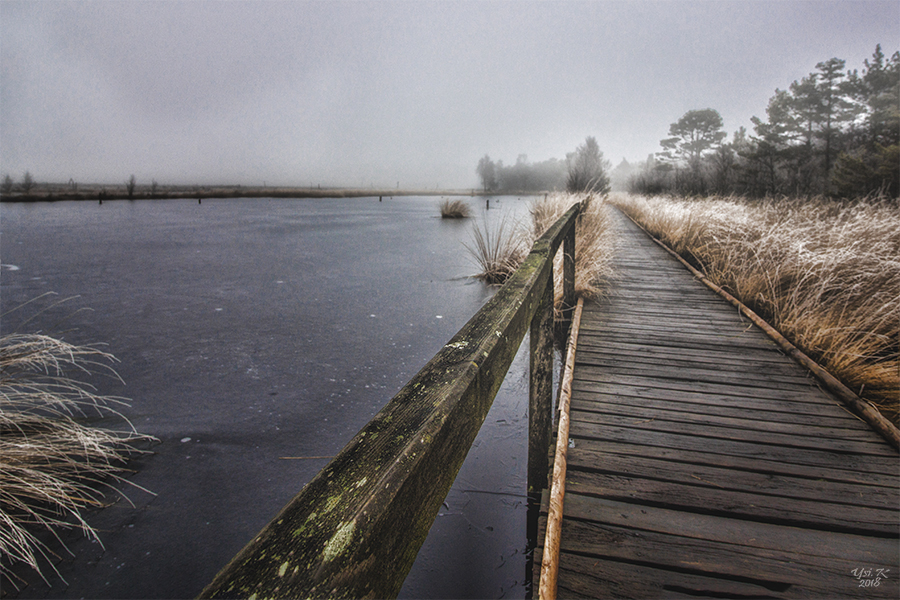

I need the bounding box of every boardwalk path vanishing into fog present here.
[535,209,899,598]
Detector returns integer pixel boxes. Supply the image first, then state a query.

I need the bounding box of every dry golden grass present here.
[0,332,153,587]
[527,193,616,314]
[465,193,616,317]
[464,214,527,284]
[612,192,900,424]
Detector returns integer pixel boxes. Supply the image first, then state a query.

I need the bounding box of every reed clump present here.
[0,332,153,587]
[465,193,616,315]
[528,193,616,314]
[465,215,527,284]
[439,198,473,219]
[612,192,900,424]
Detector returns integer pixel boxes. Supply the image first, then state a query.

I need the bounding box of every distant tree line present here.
[2,171,35,195]
[477,136,611,194]
[630,45,899,198]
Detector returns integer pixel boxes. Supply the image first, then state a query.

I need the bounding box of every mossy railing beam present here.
[199,202,582,600]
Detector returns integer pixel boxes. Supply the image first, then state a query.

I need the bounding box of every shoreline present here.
[0,186,546,203]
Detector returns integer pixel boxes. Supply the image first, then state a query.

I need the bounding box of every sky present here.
[2,0,898,189]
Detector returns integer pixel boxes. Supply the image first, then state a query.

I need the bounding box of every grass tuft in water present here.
[0,324,154,587]
[439,199,473,219]
[464,215,526,284]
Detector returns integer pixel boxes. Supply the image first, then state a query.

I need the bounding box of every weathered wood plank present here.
[565,470,899,535]
[575,361,824,390]
[529,268,554,494]
[573,390,870,431]
[572,372,851,404]
[569,420,899,465]
[552,529,897,599]
[576,343,820,372]
[572,438,898,487]
[571,408,893,452]
[534,498,899,598]
[569,398,879,440]
[572,379,856,417]
[565,447,899,509]
[561,494,899,564]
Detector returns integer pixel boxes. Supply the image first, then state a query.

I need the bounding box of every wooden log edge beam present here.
[619,208,900,451]
[538,296,585,600]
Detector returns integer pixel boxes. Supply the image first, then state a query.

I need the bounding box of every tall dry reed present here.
[612,192,900,424]
[0,331,153,587]
[465,193,616,315]
[528,193,616,314]
[464,214,527,284]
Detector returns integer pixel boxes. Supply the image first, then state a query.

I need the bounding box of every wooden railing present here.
[199,201,582,600]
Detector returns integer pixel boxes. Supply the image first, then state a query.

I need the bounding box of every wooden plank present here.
[570,408,896,455]
[578,335,795,364]
[580,329,792,354]
[576,361,823,390]
[567,421,899,473]
[561,494,899,564]
[569,397,879,441]
[551,531,897,599]
[565,447,899,509]
[577,343,819,373]
[573,438,898,487]
[572,379,856,418]
[573,372,850,404]
[565,470,899,535]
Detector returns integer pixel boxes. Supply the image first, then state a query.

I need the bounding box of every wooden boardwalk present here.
[535,209,899,598]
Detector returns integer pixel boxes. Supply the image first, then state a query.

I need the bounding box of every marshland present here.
[3,2,898,597]
[2,188,898,597]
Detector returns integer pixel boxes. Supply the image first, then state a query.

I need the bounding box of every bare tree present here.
[2,175,13,195]
[126,175,136,198]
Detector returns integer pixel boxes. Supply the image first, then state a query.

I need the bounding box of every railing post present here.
[562,218,576,328]
[528,273,554,494]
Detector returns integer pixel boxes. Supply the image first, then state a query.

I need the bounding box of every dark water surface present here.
[1,196,537,599]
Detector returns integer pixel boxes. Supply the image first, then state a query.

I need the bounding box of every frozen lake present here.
[1,195,541,599]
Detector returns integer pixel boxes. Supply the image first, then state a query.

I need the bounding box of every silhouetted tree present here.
[126,175,136,198]
[476,155,497,191]
[566,137,610,193]
[2,175,13,195]
[20,171,34,194]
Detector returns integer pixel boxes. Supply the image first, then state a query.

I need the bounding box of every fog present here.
[2,0,897,188]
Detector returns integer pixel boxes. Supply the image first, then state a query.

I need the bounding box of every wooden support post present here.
[528,274,554,494]
[562,223,576,327]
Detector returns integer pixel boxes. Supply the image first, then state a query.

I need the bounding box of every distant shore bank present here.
[0,185,530,203]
